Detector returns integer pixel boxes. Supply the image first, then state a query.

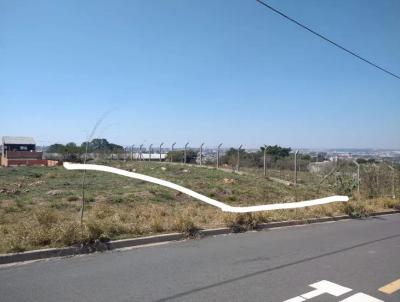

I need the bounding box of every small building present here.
[1,136,50,167]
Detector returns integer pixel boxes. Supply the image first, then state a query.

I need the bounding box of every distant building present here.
[1,136,57,167]
[133,153,167,160]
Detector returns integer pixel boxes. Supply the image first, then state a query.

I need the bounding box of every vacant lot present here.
[0,160,398,253]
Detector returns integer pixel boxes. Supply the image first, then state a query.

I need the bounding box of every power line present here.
[255,0,400,80]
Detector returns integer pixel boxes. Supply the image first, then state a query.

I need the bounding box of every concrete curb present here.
[1,210,399,265]
[109,233,185,249]
[0,246,79,265]
[198,227,231,237]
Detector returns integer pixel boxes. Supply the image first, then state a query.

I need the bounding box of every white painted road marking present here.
[283,280,384,302]
[303,280,352,298]
[339,293,384,302]
[283,280,351,301]
[284,297,306,302]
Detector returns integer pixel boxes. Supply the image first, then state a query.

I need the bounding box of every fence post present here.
[372,163,380,196]
[149,144,152,161]
[199,143,204,166]
[159,142,164,162]
[131,145,134,160]
[217,143,222,169]
[298,156,301,172]
[353,160,360,195]
[333,155,338,189]
[184,142,189,164]
[294,150,299,185]
[387,164,396,199]
[139,144,143,161]
[263,145,267,177]
[171,142,176,162]
[237,145,242,172]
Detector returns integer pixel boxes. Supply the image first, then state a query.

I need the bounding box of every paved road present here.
[1,214,399,302]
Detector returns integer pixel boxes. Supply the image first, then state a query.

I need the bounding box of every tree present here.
[65,142,84,154]
[220,148,262,168]
[46,143,83,161]
[260,145,291,158]
[83,138,123,153]
[47,143,66,153]
[167,150,197,163]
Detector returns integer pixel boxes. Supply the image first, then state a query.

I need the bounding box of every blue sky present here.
[1,0,399,149]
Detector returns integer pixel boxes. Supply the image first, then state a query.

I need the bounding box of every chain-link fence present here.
[44,144,399,200]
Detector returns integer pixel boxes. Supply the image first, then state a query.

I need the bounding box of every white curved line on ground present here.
[63,162,349,213]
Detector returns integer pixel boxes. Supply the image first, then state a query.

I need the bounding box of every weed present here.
[173,213,197,236]
[382,198,400,209]
[342,202,371,218]
[111,195,124,204]
[56,221,81,246]
[67,195,79,202]
[86,195,95,203]
[150,217,165,233]
[34,208,58,226]
[223,213,258,232]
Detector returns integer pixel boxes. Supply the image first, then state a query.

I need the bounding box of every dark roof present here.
[2,136,36,145]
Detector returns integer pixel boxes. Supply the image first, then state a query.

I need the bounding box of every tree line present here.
[47,139,123,155]
[165,145,304,168]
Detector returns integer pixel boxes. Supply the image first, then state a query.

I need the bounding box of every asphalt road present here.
[0,214,399,302]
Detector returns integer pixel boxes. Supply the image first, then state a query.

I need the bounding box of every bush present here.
[383,199,400,209]
[220,148,262,169]
[167,150,197,163]
[223,213,258,232]
[67,195,79,202]
[85,219,103,241]
[173,214,197,236]
[34,208,58,227]
[150,217,165,233]
[342,202,371,218]
[56,221,81,246]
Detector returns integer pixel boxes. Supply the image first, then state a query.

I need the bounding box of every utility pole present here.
[199,143,204,166]
[263,145,267,177]
[217,143,222,169]
[171,142,176,162]
[149,144,152,161]
[139,144,143,161]
[159,142,164,162]
[184,142,189,164]
[131,145,134,160]
[353,160,360,195]
[237,145,242,172]
[294,150,298,185]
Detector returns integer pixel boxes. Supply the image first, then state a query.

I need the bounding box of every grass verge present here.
[0,161,399,253]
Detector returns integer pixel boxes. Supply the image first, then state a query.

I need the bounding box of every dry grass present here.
[0,160,399,253]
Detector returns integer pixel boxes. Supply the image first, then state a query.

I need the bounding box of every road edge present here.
[1,210,399,265]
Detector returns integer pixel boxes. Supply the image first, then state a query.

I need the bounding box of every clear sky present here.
[1,0,399,149]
